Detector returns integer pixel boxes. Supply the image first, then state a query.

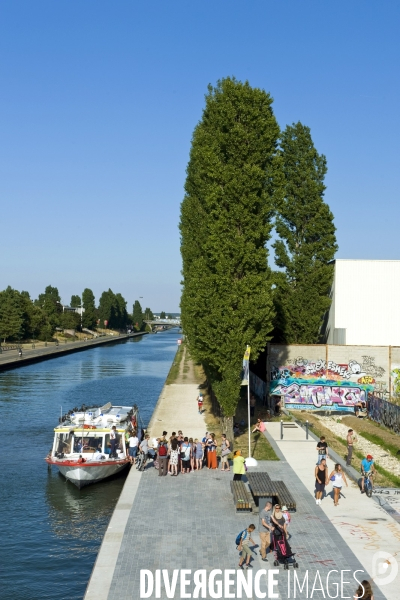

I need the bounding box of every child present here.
[197,393,204,414]
[281,505,291,538]
[238,524,256,569]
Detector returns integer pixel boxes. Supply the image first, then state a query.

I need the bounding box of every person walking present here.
[258,501,273,562]
[328,463,348,506]
[128,431,139,465]
[315,458,328,504]
[238,524,256,569]
[270,504,288,538]
[206,433,218,469]
[347,429,356,466]
[353,580,374,600]
[316,436,328,465]
[169,437,179,476]
[158,432,169,476]
[197,393,204,414]
[220,434,231,472]
[233,450,246,481]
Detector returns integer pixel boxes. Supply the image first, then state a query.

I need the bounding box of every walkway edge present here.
[84,468,142,600]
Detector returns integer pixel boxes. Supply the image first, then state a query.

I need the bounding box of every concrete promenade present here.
[84,359,397,600]
[0,331,147,372]
[266,422,399,600]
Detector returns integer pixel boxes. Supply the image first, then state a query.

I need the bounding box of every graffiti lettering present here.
[358,376,375,385]
[271,382,366,408]
[327,361,351,379]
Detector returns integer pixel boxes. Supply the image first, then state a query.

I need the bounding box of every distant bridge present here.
[144,319,181,332]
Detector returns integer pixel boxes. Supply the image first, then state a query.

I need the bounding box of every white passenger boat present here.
[45,402,139,488]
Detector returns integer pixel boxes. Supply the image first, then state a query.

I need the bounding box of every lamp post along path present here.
[242,345,257,467]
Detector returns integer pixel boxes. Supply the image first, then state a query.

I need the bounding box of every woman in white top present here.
[328,463,348,506]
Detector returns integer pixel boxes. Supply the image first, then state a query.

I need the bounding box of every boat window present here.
[104,433,122,454]
[73,435,102,453]
[55,432,73,455]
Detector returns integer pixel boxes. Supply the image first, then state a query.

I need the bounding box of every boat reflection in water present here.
[45,467,127,546]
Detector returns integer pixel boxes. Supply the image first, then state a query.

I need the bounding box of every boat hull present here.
[47,459,130,489]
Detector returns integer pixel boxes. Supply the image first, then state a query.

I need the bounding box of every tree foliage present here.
[98,289,128,329]
[180,77,280,428]
[273,122,338,343]
[70,295,81,308]
[160,311,166,319]
[0,287,24,341]
[132,300,143,329]
[82,288,97,329]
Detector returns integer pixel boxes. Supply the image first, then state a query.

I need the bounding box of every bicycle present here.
[363,471,374,498]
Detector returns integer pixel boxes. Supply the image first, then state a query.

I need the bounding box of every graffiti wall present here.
[268,344,391,412]
[368,395,400,434]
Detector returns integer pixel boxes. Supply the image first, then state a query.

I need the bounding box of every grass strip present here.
[358,432,400,459]
[202,382,279,461]
[165,344,184,385]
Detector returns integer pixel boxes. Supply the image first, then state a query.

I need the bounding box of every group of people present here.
[130,430,234,476]
[314,434,376,505]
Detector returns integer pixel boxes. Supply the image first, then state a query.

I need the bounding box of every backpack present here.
[158,443,167,457]
[235,529,247,546]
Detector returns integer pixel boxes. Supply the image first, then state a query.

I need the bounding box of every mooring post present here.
[306,420,309,439]
[280,419,283,440]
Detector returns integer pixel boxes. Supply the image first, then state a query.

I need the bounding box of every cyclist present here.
[361,454,375,493]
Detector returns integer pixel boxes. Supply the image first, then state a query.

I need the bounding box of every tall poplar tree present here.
[180,77,281,438]
[273,122,337,343]
[132,300,143,329]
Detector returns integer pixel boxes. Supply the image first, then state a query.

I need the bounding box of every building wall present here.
[268,343,397,412]
[330,260,400,346]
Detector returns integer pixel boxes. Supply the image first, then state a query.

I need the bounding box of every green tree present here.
[98,289,116,328]
[70,295,81,308]
[59,311,80,330]
[132,300,143,330]
[35,285,61,331]
[143,307,154,321]
[160,311,166,319]
[0,286,24,342]
[82,288,97,330]
[180,77,281,439]
[115,293,128,329]
[273,122,338,343]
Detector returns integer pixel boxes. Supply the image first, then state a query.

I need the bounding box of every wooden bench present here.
[230,481,254,513]
[246,472,296,512]
[246,472,278,497]
[274,480,296,511]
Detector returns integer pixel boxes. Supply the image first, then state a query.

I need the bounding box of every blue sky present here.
[1,2,399,312]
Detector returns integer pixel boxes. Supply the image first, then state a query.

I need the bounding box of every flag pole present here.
[247,358,251,459]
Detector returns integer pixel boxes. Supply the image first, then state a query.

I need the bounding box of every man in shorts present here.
[238,524,256,570]
[361,454,375,493]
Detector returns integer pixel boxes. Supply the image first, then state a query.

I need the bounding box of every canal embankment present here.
[0,331,148,372]
[84,344,206,600]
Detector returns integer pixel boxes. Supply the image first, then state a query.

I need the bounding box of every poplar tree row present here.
[180,77,337,438]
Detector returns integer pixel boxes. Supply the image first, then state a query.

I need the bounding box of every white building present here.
[323,259,400,346]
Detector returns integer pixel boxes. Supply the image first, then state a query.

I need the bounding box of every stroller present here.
[272,526,298,569]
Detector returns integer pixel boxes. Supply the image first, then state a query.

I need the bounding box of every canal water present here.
[0,330,180,600]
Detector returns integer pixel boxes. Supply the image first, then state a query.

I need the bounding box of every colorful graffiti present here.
[392,368,400,398]
[269,355,385,410]
[368,395,400,434]
[271,382,368,408]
